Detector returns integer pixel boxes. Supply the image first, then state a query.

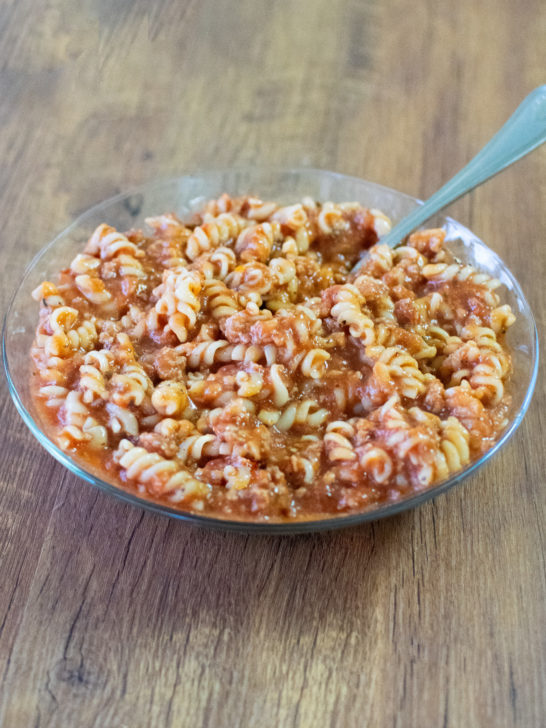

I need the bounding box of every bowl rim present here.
[2,167,540,534]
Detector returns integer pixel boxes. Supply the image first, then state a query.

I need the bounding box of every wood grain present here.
[1,0,545,725]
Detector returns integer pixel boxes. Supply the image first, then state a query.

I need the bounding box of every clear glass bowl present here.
[2,168,539,534]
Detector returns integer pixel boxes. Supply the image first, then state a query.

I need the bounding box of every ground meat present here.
[211,399,272,460]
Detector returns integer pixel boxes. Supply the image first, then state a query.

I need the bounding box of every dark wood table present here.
[1,1,545,725]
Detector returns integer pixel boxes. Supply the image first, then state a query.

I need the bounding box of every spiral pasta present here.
[274,399,329,431]
[79,350,113,403]
[85,224,138,258]
[75,274,113,304]
[145,213,190,239]
[317,202,349,234]
[177,434,220,462]
[204,278,241,320]
[299,348,330,379]
[490,304,516,333]
[110,362,152,407]
[235,222,282,263]
[372,346,426,399]
[32,281,65,308]
[38,307,98,358]
[324,421,356,461]
[359,446,393,484]
[422,263,501,289]
[151,380,189,416]
[58,391,107,450]
[155,268,202,342]
[186,213,247,260]
[329,285,375,344]
[245,197,279,221]
[439,417,470,474]
[115,439,208,501]
[271,204,308,230]
[197,247,237,280]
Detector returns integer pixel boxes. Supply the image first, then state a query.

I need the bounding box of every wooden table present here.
[1,1,545,725]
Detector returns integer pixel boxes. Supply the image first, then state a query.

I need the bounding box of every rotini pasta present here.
[327,284,375,344]
[186,213,247,260]
[204,278,241,320]
[154,268,202,343]
[79,353,112,403]
[235,222,282,263]
[151,380,189,416]
[114,439,208,502]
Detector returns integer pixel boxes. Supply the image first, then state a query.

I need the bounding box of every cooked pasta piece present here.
[235,222,282,263]
[79,349,114,403]
[371,346,426,399]
[327,284,375,344]
[204,278,241,320]
[359,446,393,484]
[271,204,308,230]
[275,399,329,431]
[58,391,107,451]
[299,348,331,379]
[317,202,350,234]
[324,421,357,461]
[151,380,189,416]
[186,213,247,260]
[154,268,202,342]
[115,439,208,502]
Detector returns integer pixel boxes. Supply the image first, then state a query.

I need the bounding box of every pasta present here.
[30,194,515,520]
[186,213,248,260]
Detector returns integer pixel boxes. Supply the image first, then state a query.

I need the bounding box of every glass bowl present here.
[2,168,539,534]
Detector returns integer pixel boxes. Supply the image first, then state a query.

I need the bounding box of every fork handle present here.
[377,85,546,250]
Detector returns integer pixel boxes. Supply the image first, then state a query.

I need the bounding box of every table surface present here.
[1,1,545,726]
